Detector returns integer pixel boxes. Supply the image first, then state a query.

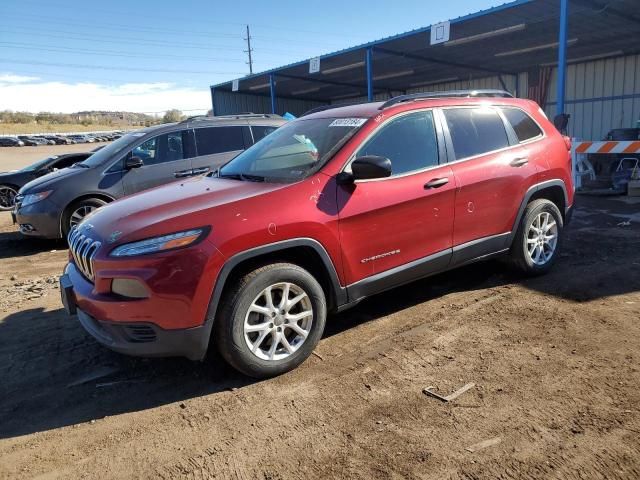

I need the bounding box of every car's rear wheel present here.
[510,198,564,275]
[214,263,327,378]
[0,185,18,211]
[62,198,107,239]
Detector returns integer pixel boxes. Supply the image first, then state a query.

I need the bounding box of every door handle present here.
[174,170,193,178]
[424,177,449,189]
[509,157,529,167]
[191,167,210,175]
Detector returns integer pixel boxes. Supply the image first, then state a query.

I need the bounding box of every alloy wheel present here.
[244,282,313,361]
[69,205,97,230]
[0,186,18,211]
[526,211,558,266]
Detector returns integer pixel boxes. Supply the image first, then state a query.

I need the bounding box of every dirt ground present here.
[0,194,639,479]
[0,144,108,172]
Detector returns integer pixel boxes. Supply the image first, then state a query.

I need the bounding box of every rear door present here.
[122,130,193,195]
[440,106,539,260]
[191,125,251,175]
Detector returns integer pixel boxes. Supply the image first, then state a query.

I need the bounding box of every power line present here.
[0,59,245,75]
[2,14,352,48]
[3,1,369,39]
[0,42,245,63]
[1,29,318,56]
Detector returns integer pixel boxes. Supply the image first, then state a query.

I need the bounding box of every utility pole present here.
[244,25,254,74]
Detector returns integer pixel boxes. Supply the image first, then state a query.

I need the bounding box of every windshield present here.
[218,117,366,182]
[79,132,143,168]
[20,156,57,172]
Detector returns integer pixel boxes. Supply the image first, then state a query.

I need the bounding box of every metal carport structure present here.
[211,0,640,139]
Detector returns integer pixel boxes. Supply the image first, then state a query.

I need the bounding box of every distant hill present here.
[0,110,159,128]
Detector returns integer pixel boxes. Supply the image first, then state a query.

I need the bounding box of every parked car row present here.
[0,131,123,147]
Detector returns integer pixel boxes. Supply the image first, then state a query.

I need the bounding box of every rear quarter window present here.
[194,126,247,156]
[500,107,543,143]
[251,125,279,143]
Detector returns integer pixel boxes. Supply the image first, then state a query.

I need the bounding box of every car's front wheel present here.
[62,198,107,239]
[510,198,564,275]
[0,185,19,211]
[214,263,327,378]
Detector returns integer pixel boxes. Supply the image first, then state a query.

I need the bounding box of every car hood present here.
[19,167,84,194]
[82,175,288,243]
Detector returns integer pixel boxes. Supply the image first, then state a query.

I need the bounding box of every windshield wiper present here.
[219,173,266,182]
[73,163,90,168]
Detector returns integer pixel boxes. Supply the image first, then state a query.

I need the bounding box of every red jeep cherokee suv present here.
[60,90,574,378]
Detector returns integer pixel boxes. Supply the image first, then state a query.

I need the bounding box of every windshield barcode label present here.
[329,118,367,127]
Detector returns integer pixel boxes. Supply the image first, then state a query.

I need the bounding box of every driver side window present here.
[130,131,187,166]
[132,137,158,164]
[356,110,439,176]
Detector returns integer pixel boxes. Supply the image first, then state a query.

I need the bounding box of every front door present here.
[122,130,192,195]
[337,110,456,296]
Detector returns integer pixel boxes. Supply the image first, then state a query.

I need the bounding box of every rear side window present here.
[358,110,439,176]
[195,126,247,156]
[500,107,543,142]
[443,107,510,160]
[251,125,278,143]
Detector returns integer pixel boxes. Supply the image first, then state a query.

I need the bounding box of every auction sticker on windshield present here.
[329,118,367,127]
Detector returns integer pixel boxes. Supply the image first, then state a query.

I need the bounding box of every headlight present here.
[21,190,53,207]
[110,228,208,257]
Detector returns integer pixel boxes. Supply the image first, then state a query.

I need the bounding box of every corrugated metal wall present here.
[212,55,640,140]
[406,74,521,97]
[212,89,324,117]
[544,54,640,140]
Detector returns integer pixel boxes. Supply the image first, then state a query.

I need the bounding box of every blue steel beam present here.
[366,47,373,102]
[556,0,569,115]
[269,74,276,114]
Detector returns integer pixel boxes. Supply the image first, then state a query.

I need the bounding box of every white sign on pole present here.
[232,79,239,92]
[309,57,321,74]
[430,21,450,45]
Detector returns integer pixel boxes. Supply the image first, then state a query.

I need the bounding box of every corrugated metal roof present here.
[212,0,640,104]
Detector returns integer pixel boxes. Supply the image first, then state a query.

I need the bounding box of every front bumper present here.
[60,270,211,361]
[76,308,209,360]
[14,199,61,239]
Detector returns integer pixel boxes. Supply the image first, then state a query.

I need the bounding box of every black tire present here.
[214,262,327,378]
[509,198,564,276]
[0,184,19,211]
[61,198,107,239]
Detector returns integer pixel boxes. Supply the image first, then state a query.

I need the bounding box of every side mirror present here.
[125,155,144,169]
[337,155,392,184]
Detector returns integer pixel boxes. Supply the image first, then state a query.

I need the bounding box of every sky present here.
[0,0,500,115]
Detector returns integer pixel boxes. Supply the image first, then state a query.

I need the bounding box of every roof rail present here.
[379,89,513,110]
[179,113,281,124]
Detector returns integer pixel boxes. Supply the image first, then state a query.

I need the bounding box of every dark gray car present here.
[13,114,284,239]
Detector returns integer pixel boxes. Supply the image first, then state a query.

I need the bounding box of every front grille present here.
[68,227,101,281]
